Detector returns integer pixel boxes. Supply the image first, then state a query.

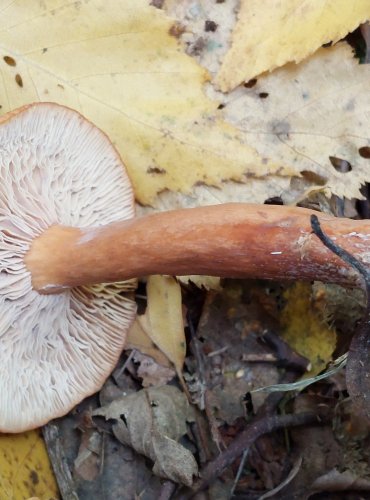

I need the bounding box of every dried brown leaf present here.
[92,386,197,486]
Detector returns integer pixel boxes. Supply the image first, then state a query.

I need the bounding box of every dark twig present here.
[188,313,225,454]
[42,423,79,500]
[191,412,324,494]
[310,214,370,283]
[311,214,370,419]
[158,480,177,500]
[259,329,311,373]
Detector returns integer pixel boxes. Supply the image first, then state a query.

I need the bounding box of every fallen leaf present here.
[221,43,370,200]
[92,386,197,486]
[0,0,290,206]
[0,430,58,499]
[163,4,370,203]
[126,317,173,368]
[216,0,370,91]
[280,283,336,376]
[146,275,186,374]
[133,350,176,387]
[74,429,102,482]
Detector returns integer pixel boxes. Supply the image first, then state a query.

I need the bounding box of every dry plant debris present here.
[93,386,197,486]
[1,1,370,499]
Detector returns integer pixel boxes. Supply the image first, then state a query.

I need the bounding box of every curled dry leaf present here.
[92,386,197,486]
[216,0,370,91]
[126,317,173,368]
[132,350,176,387]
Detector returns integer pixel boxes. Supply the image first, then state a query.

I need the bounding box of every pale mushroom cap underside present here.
[0,103,136,432]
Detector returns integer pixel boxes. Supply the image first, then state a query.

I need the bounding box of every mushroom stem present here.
[25,203,370,294]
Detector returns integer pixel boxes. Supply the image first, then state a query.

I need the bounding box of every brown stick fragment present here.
[26,204,370,293]
[42,423,79,500]
[190,412,324,494]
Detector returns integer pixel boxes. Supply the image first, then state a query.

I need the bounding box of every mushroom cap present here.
[0,103,136,432]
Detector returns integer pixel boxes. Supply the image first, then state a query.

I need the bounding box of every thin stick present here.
[310,214,370,419]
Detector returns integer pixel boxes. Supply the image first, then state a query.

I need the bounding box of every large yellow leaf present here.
[216,0,370,91]
[221,43,370,200]
[0,0,291,205]
[0,430,58,500]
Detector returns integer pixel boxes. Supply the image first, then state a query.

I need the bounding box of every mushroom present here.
[2,102,370,432]
[0,103,136,432]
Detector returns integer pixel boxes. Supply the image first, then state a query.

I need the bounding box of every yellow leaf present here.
[126,317,173,368]
[221,43,370,200]
[216,0,370,91]
[280,283,336,376]
[0,0,290,206]
[146,275,186,373]
[0,430,58,500]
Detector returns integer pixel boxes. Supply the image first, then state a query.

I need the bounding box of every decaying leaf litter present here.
[1,0,370,498]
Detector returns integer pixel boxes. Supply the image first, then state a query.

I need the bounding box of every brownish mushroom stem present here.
[25,203,370,294]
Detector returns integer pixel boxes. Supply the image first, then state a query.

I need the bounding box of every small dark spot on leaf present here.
[42,48,48,53]
[15,74,23,87]
[189,37,206,56]
[57,83,65,90]
[30,470,39,485]
[345,99,355,112]
[264,196,284,205]
[217,103,225,110]
[329,156,352,173]
[150,400,158,407]
[244,78,257,88]
[301,170,327,185]
[271,120,291,135]
[150,0,164,7]
[3,56,16,66]
[359,146,370,159]
[204,20,218,32]
[147,166,166,175]
[259,92,269,99]
[169,22,186,38]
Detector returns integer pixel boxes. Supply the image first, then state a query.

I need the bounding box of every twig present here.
[188,314,225,453]
[158,479,177,500]
[258,454,303,500]
[229,448,249,498]
[259,330,311,372]
[311,214,370,419]
[42,423,79,500]
[191,412,323,494]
